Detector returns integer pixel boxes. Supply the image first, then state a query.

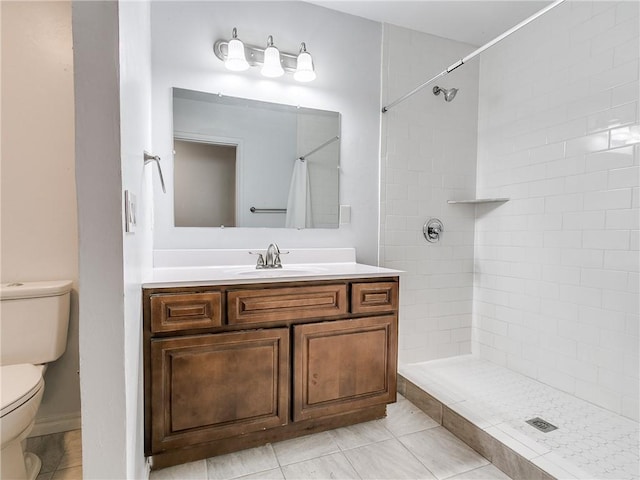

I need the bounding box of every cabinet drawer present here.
[351,282,398,314]
[150,292,222,333]
[227,284,347,325]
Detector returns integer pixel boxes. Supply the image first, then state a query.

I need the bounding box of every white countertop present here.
[144,248,402,287]
[144,262,402,288]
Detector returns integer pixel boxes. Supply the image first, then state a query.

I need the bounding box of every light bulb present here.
[294,43,316,82]
[224,28,249,72]
[261,36,284,78]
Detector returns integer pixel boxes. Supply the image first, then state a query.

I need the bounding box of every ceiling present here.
[307,1,551,46]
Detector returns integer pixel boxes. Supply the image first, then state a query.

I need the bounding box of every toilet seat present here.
[1,364,44,417]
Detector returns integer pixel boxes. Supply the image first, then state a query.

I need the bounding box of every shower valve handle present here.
[423,218,444,243]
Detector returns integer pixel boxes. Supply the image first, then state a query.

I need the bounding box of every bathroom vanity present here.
[143,252,400,470]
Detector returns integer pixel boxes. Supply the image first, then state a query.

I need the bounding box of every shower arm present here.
[382,0,565,113]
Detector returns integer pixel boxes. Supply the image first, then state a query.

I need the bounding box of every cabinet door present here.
[293,316,397,421]
[150,329,289,453]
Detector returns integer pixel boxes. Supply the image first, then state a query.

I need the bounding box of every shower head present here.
[433,86,458,102]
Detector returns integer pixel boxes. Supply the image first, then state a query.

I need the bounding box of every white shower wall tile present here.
[382,23,479,365]
[613,80,639,106]
[475,0,639,419]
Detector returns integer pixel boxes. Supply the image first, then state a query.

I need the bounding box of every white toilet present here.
[0,280,72,480]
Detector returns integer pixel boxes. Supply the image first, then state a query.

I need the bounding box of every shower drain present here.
[526,417,558,433]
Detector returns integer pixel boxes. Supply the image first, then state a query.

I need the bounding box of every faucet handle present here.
[248,251,265,268]
[273,249,289,268]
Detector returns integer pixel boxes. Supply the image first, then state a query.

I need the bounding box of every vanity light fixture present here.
[214,28,316,82]
[261,36,284,78]
[294,43,316,82]
[224,28,250,71]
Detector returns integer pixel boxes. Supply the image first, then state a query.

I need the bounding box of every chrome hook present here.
[144,151,166,194]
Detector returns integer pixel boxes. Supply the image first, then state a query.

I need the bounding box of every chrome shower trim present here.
[433,86,458,102]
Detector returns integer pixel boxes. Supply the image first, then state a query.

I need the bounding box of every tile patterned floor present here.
[150,395,513,480]
[24,395,511,480]
[400,355,640,480]
[26,358,639,479]
[27,429,83,480]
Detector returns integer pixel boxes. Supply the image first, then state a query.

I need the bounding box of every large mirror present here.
[172,88,341,229]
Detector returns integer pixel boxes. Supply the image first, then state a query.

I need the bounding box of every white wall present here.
[474,0,639,420]
[380,24,480,364]
[1,1,81,434]
[119,1,154,478]
[73,2,126,476]
[73,0,153,477]
[151,1,382,264]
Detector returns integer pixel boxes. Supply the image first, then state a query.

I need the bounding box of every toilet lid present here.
[1,364,44,417]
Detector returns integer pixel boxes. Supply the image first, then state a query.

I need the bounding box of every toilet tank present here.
[0,280,72,366]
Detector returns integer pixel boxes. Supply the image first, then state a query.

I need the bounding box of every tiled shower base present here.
[399,355,639,480]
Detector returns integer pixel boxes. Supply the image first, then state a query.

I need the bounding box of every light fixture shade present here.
[261,37,284,78]
[294,50,316,82]
[225,37,250,71]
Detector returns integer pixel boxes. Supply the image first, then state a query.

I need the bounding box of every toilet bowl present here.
[0,280,72,480]
[1,364,45,480]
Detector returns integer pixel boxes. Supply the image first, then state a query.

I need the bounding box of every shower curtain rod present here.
[381,0,566,113]
[298,135,340,161]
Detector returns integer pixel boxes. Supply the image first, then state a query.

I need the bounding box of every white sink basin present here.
[234,266,327,277]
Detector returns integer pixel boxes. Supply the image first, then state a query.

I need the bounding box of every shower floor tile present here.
[400,355,640,480]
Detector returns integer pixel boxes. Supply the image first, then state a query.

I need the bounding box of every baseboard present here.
[29,412,82,437]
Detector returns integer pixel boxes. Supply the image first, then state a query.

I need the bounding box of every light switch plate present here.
[125,190,137,233]
[339,205,351,224]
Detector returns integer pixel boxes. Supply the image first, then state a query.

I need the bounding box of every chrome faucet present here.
[250,243,285,269]
[265,243,282,268]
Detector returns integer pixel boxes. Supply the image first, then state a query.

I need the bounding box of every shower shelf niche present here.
[447,198,510,204]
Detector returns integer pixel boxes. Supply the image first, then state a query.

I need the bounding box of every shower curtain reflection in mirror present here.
[285,158,312,229]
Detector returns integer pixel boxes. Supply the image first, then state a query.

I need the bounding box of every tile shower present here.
[381,1,639,479]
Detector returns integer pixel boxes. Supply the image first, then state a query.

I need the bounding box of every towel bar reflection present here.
[144,151,166,194]
[250,207,287,213]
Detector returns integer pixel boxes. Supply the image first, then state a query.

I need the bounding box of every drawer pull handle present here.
[167,305,207,317]
[362,293,389,304]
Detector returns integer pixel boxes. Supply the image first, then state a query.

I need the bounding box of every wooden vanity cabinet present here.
[143,277,399,470]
